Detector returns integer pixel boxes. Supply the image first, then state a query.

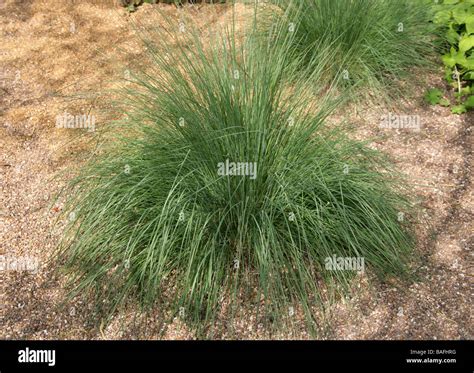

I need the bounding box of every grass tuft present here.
[56,7,415,337]
[267,0,437,103]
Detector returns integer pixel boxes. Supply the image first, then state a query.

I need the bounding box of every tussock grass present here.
[267,0,436,103]
[56,8,415,337]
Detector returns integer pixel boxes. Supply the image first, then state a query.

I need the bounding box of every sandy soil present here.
[0,0,472,340]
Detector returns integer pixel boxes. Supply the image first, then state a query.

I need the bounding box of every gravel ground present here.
[0,0,472,340]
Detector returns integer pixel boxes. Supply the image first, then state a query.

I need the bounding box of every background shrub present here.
[427,0,474,113]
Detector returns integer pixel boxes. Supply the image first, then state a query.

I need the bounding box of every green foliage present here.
[425,87,451,105]
[464,94,474,107]
[266,0,436,104]
[451,103,468,113]
[430,0,474,113]
[56,16,415,336]
[425,87,444,104]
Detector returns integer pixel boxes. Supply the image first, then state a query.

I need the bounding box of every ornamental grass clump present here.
[268,0,436,102]
[56,12,414,336]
